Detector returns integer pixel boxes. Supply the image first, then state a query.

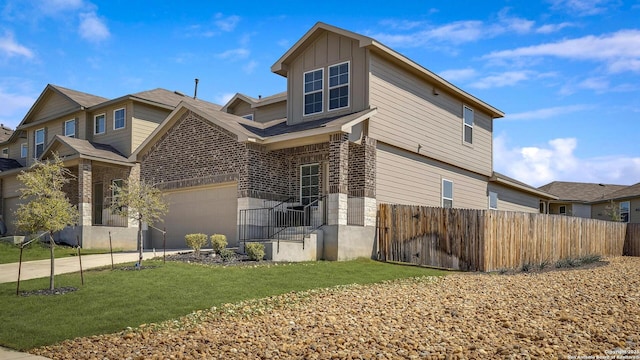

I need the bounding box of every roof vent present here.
[174,91,185,96]
[258,95,262,99]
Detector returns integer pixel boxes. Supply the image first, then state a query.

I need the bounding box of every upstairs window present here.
[34,128,45,158]
[489,191,498,210]
[463,106,474,144]
[114,108,125,130]
[64,119,76,138]
[442,179,453,208]
[94,114,105,135]
[20,143,27,158]
[1,148,7,158]
[620,201,630,223]
[328,62,349,110]
[304,68,323,115]
[301,164,320,206]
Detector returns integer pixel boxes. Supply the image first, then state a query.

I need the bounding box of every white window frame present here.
[64,119,76,138]
[113,108,125,130]
[620,201,630,223]
[328,61,350,112]
[94,113,106,135]
[303,68,324,116]
[1,148,8,158]
[300,163,320,206]
[241,114,254,121]
[34,128,45,159]
[489,191,498,210]
[463,105,474,145]
[20,143,28,158]
[442,179,453,208]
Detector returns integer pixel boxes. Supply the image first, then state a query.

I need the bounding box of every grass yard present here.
[0,258,447,350]
[0,241,119,264]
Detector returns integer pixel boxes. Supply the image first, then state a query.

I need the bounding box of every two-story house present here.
[132,22,555,260]
[0,84,219,248]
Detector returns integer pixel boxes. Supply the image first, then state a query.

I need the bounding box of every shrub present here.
[245,242,265,261]
[184,233,208,257]
[580,254,602,264]
[219,248,236,262]
[555,257,579,269]
[520,263,532,272]
[210,234,228,254]
[538,260,550,270]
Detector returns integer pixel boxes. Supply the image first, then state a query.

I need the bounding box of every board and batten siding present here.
[376,142,488,209]
[287,31,368,124]
[368,53,493,176]
[487,183,540,213]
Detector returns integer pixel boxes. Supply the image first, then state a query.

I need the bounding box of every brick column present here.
[328,133,349,225]
[77,159,92,227]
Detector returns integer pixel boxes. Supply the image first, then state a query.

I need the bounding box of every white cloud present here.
[78,11,110,42]
[0,31,33,58]
[535,22,574,34]
[214,13,240,32]
[216,48,249,61]
[0,88,36,128]
[469,71,531,89]
[505,104,590,120]
[549,0,617,16]
[483,30,640,73]
[243,60,258,74]
[438,68,477,82]
[39,0,84,15]
[215,92,235,105]
[494,134,640,187]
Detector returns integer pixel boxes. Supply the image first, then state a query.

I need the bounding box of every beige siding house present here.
[2,22,554,260]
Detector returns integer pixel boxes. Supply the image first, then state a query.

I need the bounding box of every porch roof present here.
[42,135,133,166]
[0,158,22,172]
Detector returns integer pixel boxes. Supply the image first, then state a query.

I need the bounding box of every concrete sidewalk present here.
[0,249,183,284]
[0,347,50,360]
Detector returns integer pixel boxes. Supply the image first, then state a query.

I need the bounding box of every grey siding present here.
[376,142,488,208]
[287,31,368,124]
[487,183,540,213]
[368,53,493,176]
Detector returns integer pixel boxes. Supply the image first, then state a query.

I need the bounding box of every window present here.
[463,106,474,144]
[1,148,7,158]
[94,114,106,134]
[620,201,630,223]
[114,108,125,130]
[34,128,45,158]
[301,164,320,206]
[328,62,349,110]
[64,119,76,138]
[442,179,453,208]
[20,143,27,158]
[303,69,323,115]
[559,205,566,215]
[489,191,498,210]
[241,114,254,121]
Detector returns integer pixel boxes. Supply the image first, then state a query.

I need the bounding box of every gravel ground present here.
[33,257,640,360]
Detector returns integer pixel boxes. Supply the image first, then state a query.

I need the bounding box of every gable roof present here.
[43,135,131,166]
[221,92,287,112]
[596,182,640,202]
[271,22,504,119]
[538,181,627,202]
[0,124,14,142]
[51,84,109,108]
[490,172,557,200]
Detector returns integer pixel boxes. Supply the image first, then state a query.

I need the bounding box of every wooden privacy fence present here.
[378,204,637,272]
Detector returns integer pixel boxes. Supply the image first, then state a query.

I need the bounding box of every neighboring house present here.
[2,22,555,259]
[590,182,640,223]
[131,22,555,260]
[0,84,220,249]
[538,181,627,218]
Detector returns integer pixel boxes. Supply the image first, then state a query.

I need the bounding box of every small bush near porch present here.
[0,258,446,350]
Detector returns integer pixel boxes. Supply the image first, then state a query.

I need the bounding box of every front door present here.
[93,182,103,225]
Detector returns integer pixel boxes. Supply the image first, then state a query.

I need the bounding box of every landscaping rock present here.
[32,257,640,359]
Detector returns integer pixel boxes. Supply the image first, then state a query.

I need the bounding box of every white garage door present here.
[154,182,238,249]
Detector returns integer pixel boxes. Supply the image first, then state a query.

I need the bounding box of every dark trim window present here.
[328,62,349,111]
[301,164,320,206]
[94,114,106,135]
[34,128,45,158]
[620,201,630,223]
[114,108,125,130]
[559,205,566,215]
[304,68,323,115]
[489,191,498,210]
[463,106,474,144]
[64,119,75,138]
[442,179,453,208]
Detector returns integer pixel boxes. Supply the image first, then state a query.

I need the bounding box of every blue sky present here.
[1,0,639,187]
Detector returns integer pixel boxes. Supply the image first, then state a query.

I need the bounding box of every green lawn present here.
[0,259,447,350]
[0,241,119,264]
